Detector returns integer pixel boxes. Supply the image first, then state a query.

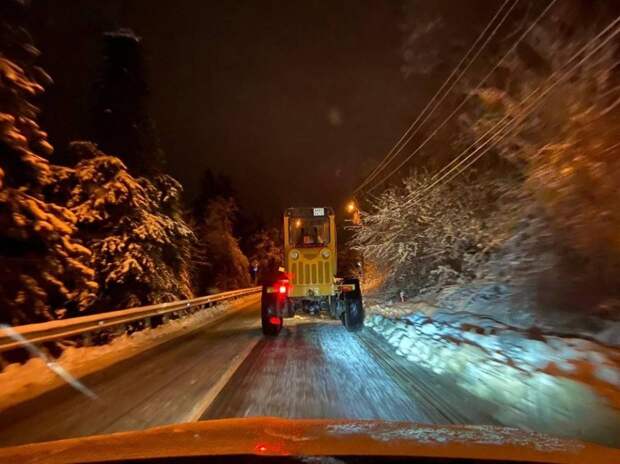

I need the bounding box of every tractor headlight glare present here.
[321,249,330,259]
[290,250,300,260]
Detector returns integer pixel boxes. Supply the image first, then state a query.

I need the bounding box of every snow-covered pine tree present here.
[193,197,250,293]
[0,1,97,324]
[58,141,193,311]
[247,228,282,282]
[91,29,165,176]
[147,173,194,301]
[190,168,250,293]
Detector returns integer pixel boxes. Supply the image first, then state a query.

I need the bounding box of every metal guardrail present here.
[0,287,261,352]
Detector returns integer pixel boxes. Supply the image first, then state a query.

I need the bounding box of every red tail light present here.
[276,279,290,296]
[269,316,281,325]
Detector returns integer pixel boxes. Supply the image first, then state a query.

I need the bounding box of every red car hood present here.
[0,417,617,464]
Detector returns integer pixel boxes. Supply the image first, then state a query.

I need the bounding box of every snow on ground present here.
[365,309,620,444]
[365,311,620,398]
[0,294,259,412]
[366,283,620,347]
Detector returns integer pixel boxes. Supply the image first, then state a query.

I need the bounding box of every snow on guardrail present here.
[0,287,261,352]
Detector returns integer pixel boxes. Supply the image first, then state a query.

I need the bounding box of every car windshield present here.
[1,0,620,461]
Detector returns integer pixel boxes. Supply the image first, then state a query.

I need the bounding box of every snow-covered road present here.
[0,300,495,447]
[202,317,497,425]
[3,298,618,449]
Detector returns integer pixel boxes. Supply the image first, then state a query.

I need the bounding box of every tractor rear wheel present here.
[261,309,282,336]
[343,298,364,331]
[261,291,283,336]
[342,278,364,332]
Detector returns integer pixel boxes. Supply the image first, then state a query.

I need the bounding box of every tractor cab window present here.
[290,218,330,247]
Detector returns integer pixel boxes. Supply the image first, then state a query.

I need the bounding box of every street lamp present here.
[345,200,361,226]
[346,201,356,214]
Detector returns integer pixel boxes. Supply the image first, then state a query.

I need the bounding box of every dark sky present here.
[29,0,421,220]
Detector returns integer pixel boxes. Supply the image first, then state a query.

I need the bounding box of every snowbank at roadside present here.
[366,312,620,390]
[365,282,620,347]
[0,294,259,412]
[365,311,620,446]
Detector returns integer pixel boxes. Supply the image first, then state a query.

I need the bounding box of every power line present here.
[355,0,516,194]
[417,17,620,200]
[363,0,558,194]
[428,22,620,186]
[405,17,620,205]
[352,0,517,195]
[366,0,556,193]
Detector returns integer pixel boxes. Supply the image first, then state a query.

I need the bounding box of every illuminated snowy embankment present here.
[365,311,620,446]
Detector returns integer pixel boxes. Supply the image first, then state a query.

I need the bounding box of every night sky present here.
[28,1,478,220]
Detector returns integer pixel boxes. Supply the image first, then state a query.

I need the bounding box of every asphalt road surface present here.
[0,297,497,447]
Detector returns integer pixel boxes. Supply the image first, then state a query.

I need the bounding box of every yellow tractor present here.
[261,206,364,335]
